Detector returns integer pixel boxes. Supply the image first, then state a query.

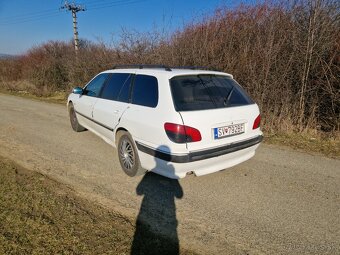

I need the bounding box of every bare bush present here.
[0,0,338,133]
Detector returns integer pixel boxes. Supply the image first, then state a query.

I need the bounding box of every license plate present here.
[213,123,245,139]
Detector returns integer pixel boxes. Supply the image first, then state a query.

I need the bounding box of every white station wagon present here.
[67,65,262,179]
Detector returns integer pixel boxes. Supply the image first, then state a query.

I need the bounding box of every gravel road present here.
[0,93,339,255]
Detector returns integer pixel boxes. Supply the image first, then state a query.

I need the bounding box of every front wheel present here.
[68,103,86,132]
[117,131,146,177]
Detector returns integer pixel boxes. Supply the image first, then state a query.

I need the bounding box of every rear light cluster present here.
[253,114,261,129]
[164,123,202,143]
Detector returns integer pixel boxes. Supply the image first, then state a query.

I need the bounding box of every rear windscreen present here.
[170,75,254,111]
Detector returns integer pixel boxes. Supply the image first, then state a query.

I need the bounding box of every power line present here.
[0,8,58,22]
[0,0,147,26]
[0,12,62,26]
[86,0,146,10]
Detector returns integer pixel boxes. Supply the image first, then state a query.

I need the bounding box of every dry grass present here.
[264,132,340,158]
[0,156,197,255]
[0,85,68,105]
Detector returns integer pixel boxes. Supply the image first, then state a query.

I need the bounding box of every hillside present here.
[0,53,15,59]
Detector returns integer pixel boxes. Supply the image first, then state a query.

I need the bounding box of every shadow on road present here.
[131,149,183,255]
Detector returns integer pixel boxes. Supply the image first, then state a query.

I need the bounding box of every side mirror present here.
[72,87,83,95]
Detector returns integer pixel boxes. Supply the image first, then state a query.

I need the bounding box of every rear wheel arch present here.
[115,127,128,145]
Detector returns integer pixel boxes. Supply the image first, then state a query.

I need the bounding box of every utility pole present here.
[61,1,85,53]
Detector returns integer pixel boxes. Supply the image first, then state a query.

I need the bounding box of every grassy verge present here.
[264,132,340,158]
[0,157,197,255]
[0,89,67,105]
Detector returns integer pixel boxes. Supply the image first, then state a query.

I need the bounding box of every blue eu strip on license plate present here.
[214,128,219,139]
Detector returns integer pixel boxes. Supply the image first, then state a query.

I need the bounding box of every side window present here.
[131,75,158,108]
[84,73,108,97]
[117,75,133,103]
[101,73,131,101]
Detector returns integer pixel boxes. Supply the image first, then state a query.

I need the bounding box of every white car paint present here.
[68,67,263,178]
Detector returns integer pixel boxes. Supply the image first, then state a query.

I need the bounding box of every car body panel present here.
[138,143,260,179]
[92,98,129,142]
[67,67,262,178]
[179,104,262,151]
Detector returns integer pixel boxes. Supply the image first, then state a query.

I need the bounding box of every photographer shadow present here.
[131,148,183,255]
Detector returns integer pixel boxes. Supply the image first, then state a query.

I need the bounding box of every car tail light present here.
[164,123,202,143]
[253,114,261,129]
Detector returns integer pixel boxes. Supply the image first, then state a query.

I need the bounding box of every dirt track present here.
[0,93,339,254]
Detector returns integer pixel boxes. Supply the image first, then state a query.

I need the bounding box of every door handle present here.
[113,110,119,114]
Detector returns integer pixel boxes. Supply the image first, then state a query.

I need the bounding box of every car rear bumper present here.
[136,135,263,163]
[136,135,263,179]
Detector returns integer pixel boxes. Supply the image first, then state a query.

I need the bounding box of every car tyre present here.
[117,131,146,177]
[68,103,86,132]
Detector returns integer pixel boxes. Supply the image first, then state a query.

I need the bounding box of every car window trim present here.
[127,74,136,103]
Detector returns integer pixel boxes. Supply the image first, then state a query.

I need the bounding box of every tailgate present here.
[180,104,261,151]
[170,73,262,152]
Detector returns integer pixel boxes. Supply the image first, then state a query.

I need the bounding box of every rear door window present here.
[170,75,254,111]
[84,73,109,97]
[117,74,133,103]
[131,75,158,108]
[100,73,132,101]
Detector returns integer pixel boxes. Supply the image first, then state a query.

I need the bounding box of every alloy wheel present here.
[119,138,135,170]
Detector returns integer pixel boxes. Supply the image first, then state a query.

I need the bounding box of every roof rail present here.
[172,66,219,71]
[111,65,221,72]
[112,64,172,71]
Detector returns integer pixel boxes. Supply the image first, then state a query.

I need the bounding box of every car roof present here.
[101,67,233,79]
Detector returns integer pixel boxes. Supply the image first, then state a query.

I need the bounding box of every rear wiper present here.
[197,75,218,107]
[223,87,234,106]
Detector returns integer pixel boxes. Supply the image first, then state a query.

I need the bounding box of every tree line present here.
[0,0,339,133]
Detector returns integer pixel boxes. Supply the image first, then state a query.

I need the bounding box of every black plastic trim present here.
[136,135,263,163]
[111,65,220,72]
[135,143,190,163]
[75,110,113,132]
[172,66,220,71]
[113,64,172,72]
